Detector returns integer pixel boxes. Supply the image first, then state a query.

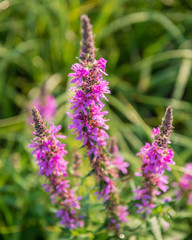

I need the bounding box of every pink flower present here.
[117,205,129,222]
[31,94,57,122]
[96,177,117,202]
[68,63,89,84]
[151,127,160,138]
[97,58,108,73]
[113,155,129,174]
[138,142,175,174]
[56,208,84,229]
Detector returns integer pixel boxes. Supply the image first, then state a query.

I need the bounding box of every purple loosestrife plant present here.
[68,15,129,230]
[28,107,83,229]
[134,106,175,217]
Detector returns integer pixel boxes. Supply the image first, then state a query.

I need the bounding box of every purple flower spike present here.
[68,15,129,230]
[134,106,175,216]
[68,16,110,159]
[29,107,83,229]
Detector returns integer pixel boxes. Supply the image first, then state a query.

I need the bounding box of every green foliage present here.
[1,0,192,239]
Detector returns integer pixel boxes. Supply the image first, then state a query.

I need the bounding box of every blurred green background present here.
[1,0,192,239]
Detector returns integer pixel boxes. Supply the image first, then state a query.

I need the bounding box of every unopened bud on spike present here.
[161,106,173,136]
[31,106,48,137]
[155,106,173,148]
[80,14,95,63]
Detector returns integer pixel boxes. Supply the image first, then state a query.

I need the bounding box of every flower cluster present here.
[67,59,110,158]
[67,15,110,159]
[29,107,83,229]
[68,15,129,229]
[177,163,192,205]
[134,106,175,217]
